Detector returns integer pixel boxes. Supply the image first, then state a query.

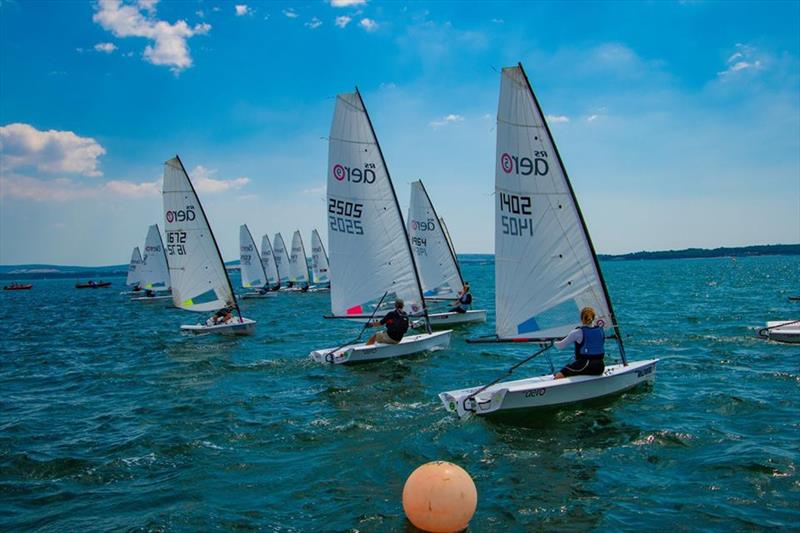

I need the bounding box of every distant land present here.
[0,244,797,280]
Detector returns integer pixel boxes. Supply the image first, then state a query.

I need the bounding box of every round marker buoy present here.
[402,461,477,533]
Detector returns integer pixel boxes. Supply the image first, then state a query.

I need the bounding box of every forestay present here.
[272,233,291,286]
[327,90,425,317]
[495,65,617,342]
[260,234,280,288]
[163,156,236,312]
[139,224,170,289]
[240,224,267,289]
[310,229,330,285]
[126,247,143,287]
[289,230,310,285]
[407,180,464,299]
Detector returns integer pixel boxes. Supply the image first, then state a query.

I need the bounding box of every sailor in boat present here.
[448,282,473,314]
[207,306,234,326]
[366,298,410,345]
[144,289,155,298]
[553,307,605,379]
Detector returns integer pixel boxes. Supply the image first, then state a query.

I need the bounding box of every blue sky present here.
[0,0,798,265]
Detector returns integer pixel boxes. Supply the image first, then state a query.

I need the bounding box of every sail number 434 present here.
[328,198,364,235]
[499,192,533,236]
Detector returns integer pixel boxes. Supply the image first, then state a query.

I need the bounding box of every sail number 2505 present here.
[499,192,533,236]
[328,198,364,235]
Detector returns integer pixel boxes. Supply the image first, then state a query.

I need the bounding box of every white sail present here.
[439,217,460,276]
[126,247,143,287]
[407,180,464,299]
[495,65,613,340]
[260,234,280,288]
[163,156,235,312]
[240,224,267,289]
[327,90,424,316]
[288,230,310,285]
[310,229,330,284]
[139,224,170,289]
[272,233,290,285]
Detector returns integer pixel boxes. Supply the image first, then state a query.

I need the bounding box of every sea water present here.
[1,255,798,531]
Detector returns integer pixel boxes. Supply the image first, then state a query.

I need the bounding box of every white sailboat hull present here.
[440,359,659,418]
[310,330,452,364]
[240,291,275,299]
[761,321,800,344]
[180,317,256,336]
[131,295,173,303]
[426,310,487,327]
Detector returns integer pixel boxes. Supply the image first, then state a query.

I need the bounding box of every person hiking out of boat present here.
[448,282,472,314]
[366,298,409,345]
[553,306,605,379]
[208,307,233,326]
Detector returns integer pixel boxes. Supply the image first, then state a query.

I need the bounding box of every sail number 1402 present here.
[499,192,533,236]
[328,198,364,235]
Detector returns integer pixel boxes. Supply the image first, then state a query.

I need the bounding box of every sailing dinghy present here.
[758,320,800,344]
[239,224,273,299]
[407,180,487,327]
[272,233,292,290]
[131,224,173,303]
[260,234,281,291]
[310,89,451,364]
[123,246,143,294]
[162,156,255,336]
[439,64,657,417]
[309,228,331,291]
[288,230,311,291]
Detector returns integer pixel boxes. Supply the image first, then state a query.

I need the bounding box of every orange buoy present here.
[402,461,477,533]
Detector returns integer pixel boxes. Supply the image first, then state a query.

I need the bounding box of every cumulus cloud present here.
[94,42,117,53]
[234,5,251,16]
[190,165,251,193]
[546,115,570,123]
[429,114,464,128]
[0,175,160,202]
[104,179,160,197]
[359,18,378,31]
[0,123,106,177]
[301,185,325,195]
[335,15,351,28]
[718,43,764,77]
[92,0,211,73]
[305,16,322,29]
[283,9,298,18]
[586,114,599,122]
[330,0,366,6]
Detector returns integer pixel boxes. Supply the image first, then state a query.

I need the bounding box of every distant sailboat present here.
[310,89,451,364]
[288,230,311,291]
[272,233,291,289]
[239,224,273,299]
[407,179,487,326]
[260,234,281,290]
[162,155,255,335]
[309,228,331,291]
[125,247,143,292]
[440,64,657,417]
[131,224,172,302]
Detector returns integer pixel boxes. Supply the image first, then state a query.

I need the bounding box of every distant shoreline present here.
[1,244,797,280]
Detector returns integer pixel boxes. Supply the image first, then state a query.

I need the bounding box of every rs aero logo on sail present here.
[332,162,377,184]
[411,218,436,231]
[501,152,549,176]
[165,205,196,223]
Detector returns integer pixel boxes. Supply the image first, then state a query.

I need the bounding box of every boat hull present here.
[240,291,275,299]
[76,282,111,289]
[3,285,32,291]
[180,317,256,336]
[424,309,487,327]
[440,359,659,418]
[761,321,800,344]
[310,330,452,364]
[130,295,173,303]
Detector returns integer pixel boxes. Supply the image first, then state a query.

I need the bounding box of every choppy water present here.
[1,255,798,531]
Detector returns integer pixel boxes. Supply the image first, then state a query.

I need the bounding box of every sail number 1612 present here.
[499,192,533,236]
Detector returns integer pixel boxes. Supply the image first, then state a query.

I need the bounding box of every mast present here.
[356,88,431,334]
[418,180,465,290]
[174,154,243,320]
[517,64,626,364]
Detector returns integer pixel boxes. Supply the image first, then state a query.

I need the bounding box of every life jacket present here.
[385,310,409,340]
[459,292,472,306]
[575,326,605,359]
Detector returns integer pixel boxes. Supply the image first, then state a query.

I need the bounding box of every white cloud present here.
[305,16,322,29]
[196,10,204,18]
[330,0,366,6]
[491,18,504,23]
[92,0,211,73]
[334,15,351,28]
[546,115,570,123]
[586,114,599,122]
[283,8,298,18]
[189,165,251,193]
[0,123,106,177]
[94,42,117,53]
[718,44,763,77]
[359,18,378,32]
[104,179,160,197]
[429,114,464,128]
[235,5,251,16]
[301,185,325,195]
[0,175,160,202]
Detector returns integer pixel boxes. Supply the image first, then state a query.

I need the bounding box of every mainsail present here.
[289,230,310,285]
[260,234,280,288]
[139,224,170,290]
[439,217,462,281]
[162,156,236,312]
[126,247,143,287]
[240,224,267,289]
[494,64,621,346]
[310,229,330,285]
[272,233,291,286]
[407,180,464,299]
[327,90,426,319]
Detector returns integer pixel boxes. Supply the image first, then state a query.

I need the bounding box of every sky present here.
[0,0,798,266]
